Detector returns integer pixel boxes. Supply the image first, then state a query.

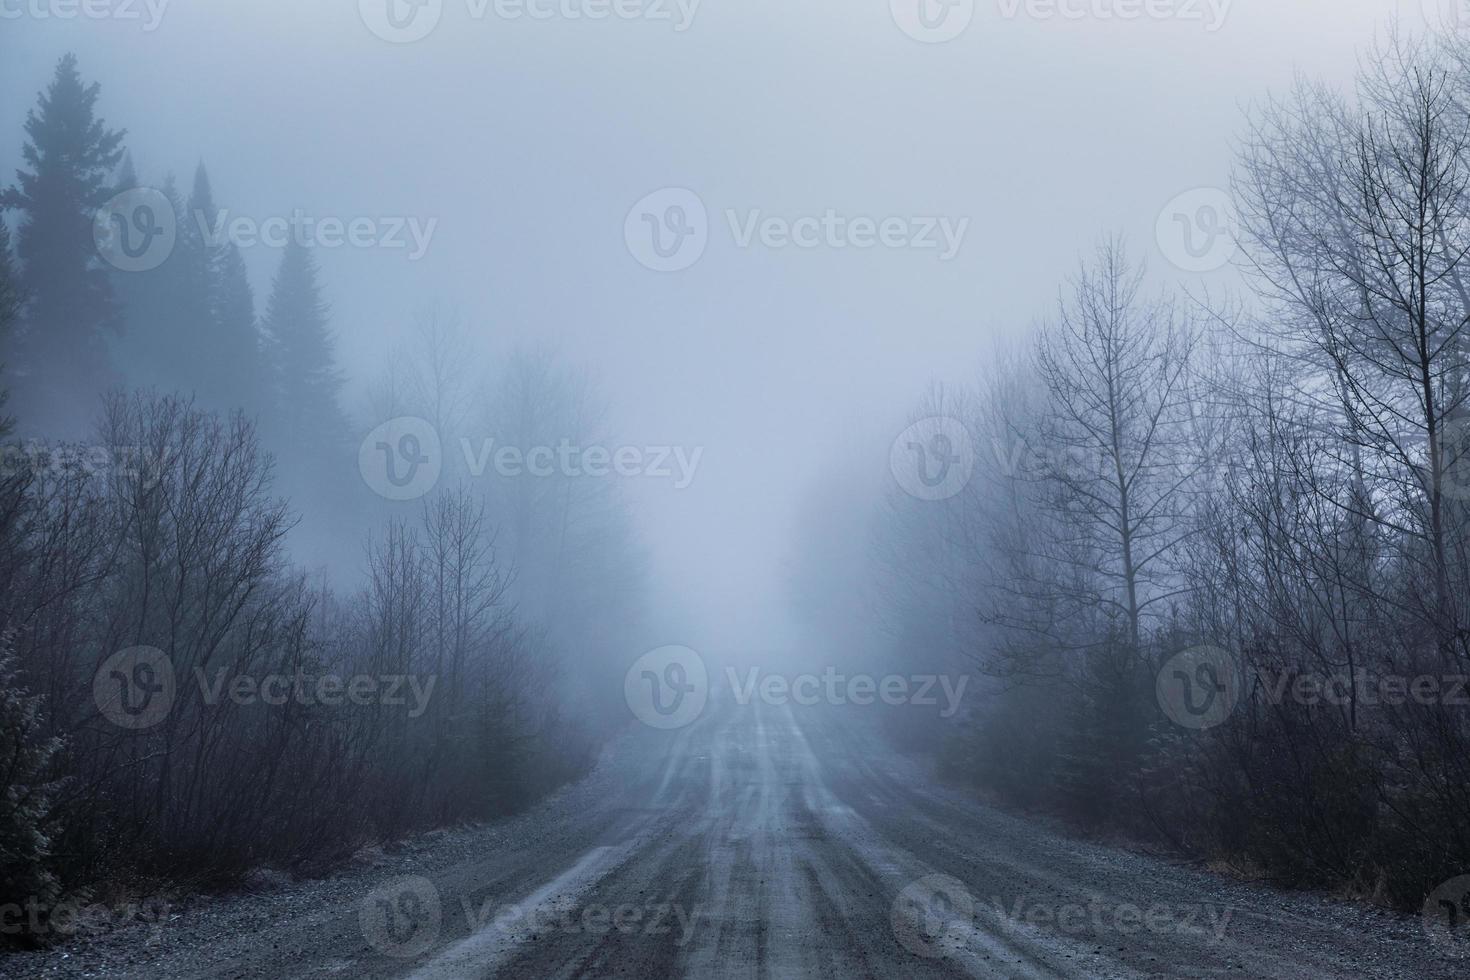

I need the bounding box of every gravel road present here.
[4,694,1462,979]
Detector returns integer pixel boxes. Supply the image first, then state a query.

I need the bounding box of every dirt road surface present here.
[5,695,1462,978]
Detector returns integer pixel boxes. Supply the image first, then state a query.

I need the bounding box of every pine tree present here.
[211,239,264,416]
[0,639,64,929]
[188,164,263,416]
[1,54,126,434]
[109,173,193,395]
[0,221,22,436]
[261,240,348,461]
[0,220,20,346]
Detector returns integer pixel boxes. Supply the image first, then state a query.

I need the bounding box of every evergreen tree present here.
[1,54,125,434]
[261,240,348,460]
[109,173,194,395]
[0,221,22,435]
[210,239,264,416]
[0,220,20,345]
[188,164,263,416]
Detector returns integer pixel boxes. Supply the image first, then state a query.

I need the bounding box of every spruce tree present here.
[211,239,264,416]
[109,173,192,395]
[188,164,263,415]
[261,240,348,461]
[1,54,125,433]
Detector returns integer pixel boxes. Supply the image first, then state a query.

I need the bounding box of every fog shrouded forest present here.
[3,4,1470,979]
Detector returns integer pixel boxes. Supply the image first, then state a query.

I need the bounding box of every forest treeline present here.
[0,55,645,939]
[854,30,1470,910]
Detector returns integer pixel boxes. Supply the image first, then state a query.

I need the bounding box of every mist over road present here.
[10,694,1456,980]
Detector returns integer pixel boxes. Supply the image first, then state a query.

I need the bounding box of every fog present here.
[9,4,1470,976]
[0,0,1395,658]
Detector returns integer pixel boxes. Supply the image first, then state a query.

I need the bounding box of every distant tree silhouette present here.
[184,163,263,416]
[1,53,125,434]
[261,240,349,465]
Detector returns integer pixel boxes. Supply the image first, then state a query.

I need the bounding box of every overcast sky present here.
[1,0,1427,654]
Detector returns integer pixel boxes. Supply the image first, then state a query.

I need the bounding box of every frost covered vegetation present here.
[0,55,644,939]
[847,31,1470,910]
